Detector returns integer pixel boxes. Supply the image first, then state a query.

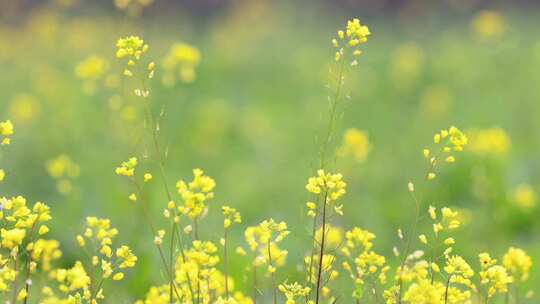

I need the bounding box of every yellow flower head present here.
[75,56,109,81]
[466,127,510,156]
[503,247,532,282]
[162,42,201,85]
[116,245,137,268]
[1,228,26,249]
[337,128,371,163]
[116,36,147,60]
[115,157,137,177]
[424,126,467,180]
[0,120,14,145]
[278,281,310,304]
[177,168,216,219]
[306,170,347,212]
[333,18,370,64]
[472,10,506,40]
[222,205,241,229]
[509,184,537,211]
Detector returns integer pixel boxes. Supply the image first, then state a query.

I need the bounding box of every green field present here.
[1,1,539,303]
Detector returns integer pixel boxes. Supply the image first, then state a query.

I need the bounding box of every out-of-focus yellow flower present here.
[75,55,109,94]
[75,56,108,81]
[114,0,154,16]
[46,154,80,179]
[162,42,201,85]
[390,43,423,90]
[46,154,80,195]
[420,85,452,116]
[472,11,506,40]
[466,127,510,156]
[509,184,537,211]
[337,128,370,163]
[503,247,532,282]
[315,224,343,250]
[9,94,40,124]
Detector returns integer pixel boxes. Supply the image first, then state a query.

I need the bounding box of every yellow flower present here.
[176,168,216,219]
[222,205,241,229]
[315,225,343,250]
[333,18,370,64]
[75,55,108,81]
[425,126,467,181]
[337,128,371,162]
[112,272,124,281]
[306,170,346,202]
[1,228,26,249]
[278,281,310,304]
[115,157,137,177]
[503,247,532,282]
[479,253,513,297]
[116,36,147,60]
[9,94,40,124]
[162,42,201,84]
[116,246,137,268]
[509,184,537,211]
[466,127,510,156]
[143,173,153,182]
[0,120,14,145]
[472,10,506,40]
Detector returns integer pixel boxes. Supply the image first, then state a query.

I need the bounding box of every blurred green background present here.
[1,0,540,302]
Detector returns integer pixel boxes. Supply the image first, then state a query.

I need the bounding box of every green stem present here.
[315,192,329,304]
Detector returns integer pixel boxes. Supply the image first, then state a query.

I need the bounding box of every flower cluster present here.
[466,127,510,156]
[342,227,389,299]
[222,206,241,230]
[423,126,468,180]
[0,120,13,146]
[305,170,346,217]
[39,216,137,303]
[503,247,532,282]
[0,196,53,297]
[332,18,370,64]
[479,253,513,298]
[162,42,201,85]
[278,281,311,304]
[75,55,109,94]
[115,156,137,177]
[116,36,154,97]
[46,154,80,195]
[176,168,216,219]
[243,219,289,274]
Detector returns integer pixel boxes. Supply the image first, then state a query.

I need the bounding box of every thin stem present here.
[315,192,329,304]
[168,219,176,304]
[11,254,19,304]
[130,179,182,301]
[319,59,346,170]
[252,257,257,304]
[444,275,453,304]
[307,194,322,294]
[397,188,421,303]
[224,228,230,298]
[267,240,277,304]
